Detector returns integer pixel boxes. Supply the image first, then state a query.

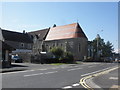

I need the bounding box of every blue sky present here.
[1,2,118,52]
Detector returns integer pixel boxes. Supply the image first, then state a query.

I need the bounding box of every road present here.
[90,66,119,89]
[2,63,119,89]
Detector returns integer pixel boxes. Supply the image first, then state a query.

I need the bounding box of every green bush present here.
[49,47,64,62]
[62,51,74,63]
[49,47,74,63]
[50,47,63,57]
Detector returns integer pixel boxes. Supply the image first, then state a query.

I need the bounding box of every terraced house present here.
[0,28,33,67]
[30,23,88,61]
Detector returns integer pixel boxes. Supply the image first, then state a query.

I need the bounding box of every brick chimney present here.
[23,30,25,33]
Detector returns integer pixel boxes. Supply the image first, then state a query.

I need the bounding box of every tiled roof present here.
[2,41,15,50]
[45,23,87,41]
[29,28,50,40]
[2,29,33,43]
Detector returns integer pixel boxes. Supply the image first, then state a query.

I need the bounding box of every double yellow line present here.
[80,75,94,90]
[80,66,119,90]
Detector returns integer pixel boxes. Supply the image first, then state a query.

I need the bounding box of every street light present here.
[96,30,103,60]
[96,34,100,59]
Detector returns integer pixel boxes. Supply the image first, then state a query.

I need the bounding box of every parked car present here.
[114,58,120,63]
[12,56,22,63]
[104,57,113,63]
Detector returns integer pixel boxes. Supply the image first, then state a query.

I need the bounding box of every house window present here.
[69,41,73,48]
[56,43,58,46]
[46,45,48,52]
[21,43,24,48]
[61,44,62,47]
[78,43,81,52]
[53,44,55,47]
[42,45,45,52]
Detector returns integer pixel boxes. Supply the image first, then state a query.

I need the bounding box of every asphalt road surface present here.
[2,63,119,89]
[91,66,119,89]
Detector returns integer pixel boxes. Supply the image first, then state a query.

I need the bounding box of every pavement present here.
[86,63,120,90]
[89,66,120,90]
[2,62,119,89]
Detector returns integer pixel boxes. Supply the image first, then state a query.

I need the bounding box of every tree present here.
[92,34,114,61]
[102,41,114,57]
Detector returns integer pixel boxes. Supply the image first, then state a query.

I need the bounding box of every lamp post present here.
[96,34,100,60]
[96,30,103,60]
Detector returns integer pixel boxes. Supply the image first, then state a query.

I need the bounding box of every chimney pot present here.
[23,30,25,33]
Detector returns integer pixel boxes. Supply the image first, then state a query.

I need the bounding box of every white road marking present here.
[84,63,100,65]
[2,68,48,75]
[72,83,80,86]
[67,68,82,71]
[24,73,44,77]
[62,86,72,89]
[2,65,81,75]
[51,67,59,69]
[24,71,58,77]
[61,66,68,68]
[81,66,116,77]
[109,77,118,80]
[2,70,31,74]
[44,71,58,75]
[67,64,95,69]
[37,68,47,70]
[30,70,35,71]
[71,65,79,67]
[88,65,96,68]
[62,83,80,89]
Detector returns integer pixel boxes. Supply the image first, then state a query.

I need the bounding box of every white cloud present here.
[113,49,120,53]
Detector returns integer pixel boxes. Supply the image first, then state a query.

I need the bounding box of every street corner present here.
[80,66,119,89]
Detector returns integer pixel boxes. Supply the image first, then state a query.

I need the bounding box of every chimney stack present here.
[23,30,25,33]
[53,24,56,27]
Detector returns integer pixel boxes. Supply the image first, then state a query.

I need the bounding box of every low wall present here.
[18,53,32,63]
[1,60,11,68]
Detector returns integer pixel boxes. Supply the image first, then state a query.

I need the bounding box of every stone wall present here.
[44,37,88,60]
[32,40,43,54]
[14,52,32,63]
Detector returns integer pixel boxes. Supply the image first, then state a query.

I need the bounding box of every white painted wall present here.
[0,28,4,41]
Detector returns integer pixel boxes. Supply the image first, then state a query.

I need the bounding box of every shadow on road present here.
[11,64,28,68]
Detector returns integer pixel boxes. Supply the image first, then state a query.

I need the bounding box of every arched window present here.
[53,44,55,47]
[61,44,62,47]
